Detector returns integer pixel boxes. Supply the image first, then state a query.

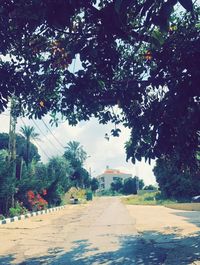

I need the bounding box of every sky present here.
[0,109,157,186]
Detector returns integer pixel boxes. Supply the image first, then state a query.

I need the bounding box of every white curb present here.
[0,206,66,225]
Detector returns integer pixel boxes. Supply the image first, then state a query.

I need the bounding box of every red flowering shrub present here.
[27,190,34,200]
[27,190,48,211]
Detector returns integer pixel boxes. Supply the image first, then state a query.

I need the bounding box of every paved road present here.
[0,197,199,264]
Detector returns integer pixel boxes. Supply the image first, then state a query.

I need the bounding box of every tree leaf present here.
[152,30,165,46]
[178,0,193,12]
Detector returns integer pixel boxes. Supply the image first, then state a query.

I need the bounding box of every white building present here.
[97,167,132,191]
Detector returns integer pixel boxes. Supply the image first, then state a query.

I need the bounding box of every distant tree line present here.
[110,177,155,195]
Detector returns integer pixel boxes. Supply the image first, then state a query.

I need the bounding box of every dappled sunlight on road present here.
[0,232,200,264]
[0,197,200,264]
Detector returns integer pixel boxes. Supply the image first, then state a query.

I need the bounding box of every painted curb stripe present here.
[0,205,66,225]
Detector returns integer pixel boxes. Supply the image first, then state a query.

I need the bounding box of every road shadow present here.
[172,210,200,228]
[0,232,199,264]
[0,255,15,265]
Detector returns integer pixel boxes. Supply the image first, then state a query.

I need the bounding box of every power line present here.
[32,139,52,160]
[32,119,63,156]
[41,118,65,149]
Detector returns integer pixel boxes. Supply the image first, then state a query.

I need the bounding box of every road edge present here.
[0,205,66,225]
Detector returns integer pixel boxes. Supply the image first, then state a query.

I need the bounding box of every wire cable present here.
[41,118,65,149]
[32,139,52,160]
[32,119,64,156]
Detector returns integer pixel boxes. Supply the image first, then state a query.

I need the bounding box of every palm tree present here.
[64,141,88,188]
[64,141,87,165]
[20,125,39,167]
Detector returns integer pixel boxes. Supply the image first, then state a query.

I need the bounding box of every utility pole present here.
[8,96,18,208]
[8,96,17,163]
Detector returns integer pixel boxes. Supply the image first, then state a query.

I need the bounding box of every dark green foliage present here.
[20,126,40,167]
[0,132,40,181]
[139,179,145,190]
[0,133,40,165]
[64,141,90,188]
[111,178,123,193]
[0,150,16,215]
[125,19,200,168]
[90,178,99,192]
[110,176,144,195]
[0,1,198,171]
[0,133,9,149]
[123,177,138,195]
[153,154,200,199]
[45,157,71,206]
[144,185,157,190]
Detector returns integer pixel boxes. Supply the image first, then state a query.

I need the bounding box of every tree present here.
[20,126,39,167]
[0,0,198,171]
[0,133,40,180]
[123,177,137,195]
[46,156,72,206]
[90,178,99,193]
[0,150,16,215]
[144,185,157,191]
[139,179,145,190]
[64,141,87,165]
[0,133,40,162]
[111,178,123,193]
[64,141,89,188]
[153,154,200,199]
[16,161,45,208]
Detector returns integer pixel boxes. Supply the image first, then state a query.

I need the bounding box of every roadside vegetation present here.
[122,191,200,211]
[122,191,176,206]
[0,131,99,219]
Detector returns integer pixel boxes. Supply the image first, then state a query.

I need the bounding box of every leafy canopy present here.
[0,0,199,165]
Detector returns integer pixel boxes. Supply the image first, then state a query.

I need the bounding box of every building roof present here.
[103,169,127,175]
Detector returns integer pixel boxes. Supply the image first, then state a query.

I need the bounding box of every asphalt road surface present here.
[0,197,199,265]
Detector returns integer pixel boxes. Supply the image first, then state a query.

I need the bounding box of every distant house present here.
[97,167,132,191]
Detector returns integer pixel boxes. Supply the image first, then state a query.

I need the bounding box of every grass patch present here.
[122,191,176,206]
[165,203,200,211]
[123,192,200,211]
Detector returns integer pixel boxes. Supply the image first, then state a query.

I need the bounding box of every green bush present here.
[9,201,28,217]
[9,207,21,217]
[0,214,5,220]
